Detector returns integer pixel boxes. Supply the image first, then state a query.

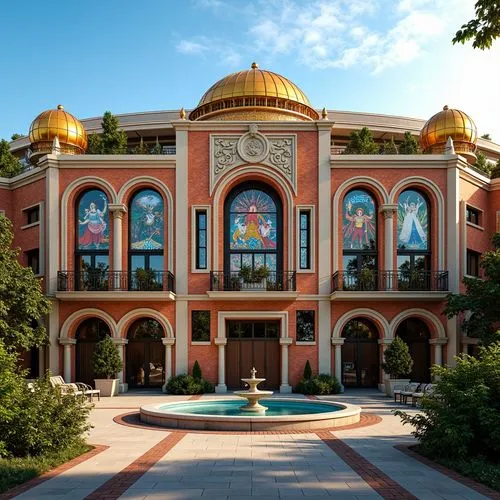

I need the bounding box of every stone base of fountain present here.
[233,368,273,412]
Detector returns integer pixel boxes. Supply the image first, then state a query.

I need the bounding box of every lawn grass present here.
[417,447,500,492]
[0,442,92,493]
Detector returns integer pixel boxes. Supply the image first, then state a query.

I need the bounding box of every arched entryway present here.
[341,318,379,388]
[76,318,110,386]
[396,318,431,382]
[126,318,164,388]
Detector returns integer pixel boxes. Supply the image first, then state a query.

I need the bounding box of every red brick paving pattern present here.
[396,444,500,500]
[0,445,109,500]
[84,432,186,500]
[317,431,418,500]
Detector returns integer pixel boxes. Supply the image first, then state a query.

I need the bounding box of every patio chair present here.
[394,382,413,403]
[400,382,421,404]
[410,383,434,406]
[50,375,100,401]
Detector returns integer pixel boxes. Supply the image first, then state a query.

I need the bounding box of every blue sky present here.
[1,0,499,141]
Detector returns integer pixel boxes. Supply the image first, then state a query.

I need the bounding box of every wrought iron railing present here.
[57,270,175,292]
[331,270,449,292]
[210,271,296,292]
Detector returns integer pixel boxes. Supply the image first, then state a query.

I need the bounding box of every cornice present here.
[173,120,322,132]
[39,154,176,169]
[330,154,460,169]
[0,167,46,190]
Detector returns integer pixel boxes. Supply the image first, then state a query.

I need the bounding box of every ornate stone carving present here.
[210,124,296,194]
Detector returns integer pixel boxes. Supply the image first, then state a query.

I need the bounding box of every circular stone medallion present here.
[238,131,269,163]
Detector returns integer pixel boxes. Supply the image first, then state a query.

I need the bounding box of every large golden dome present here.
[29,105,87,158]
[420,105,477,162]
[189,63,319,121]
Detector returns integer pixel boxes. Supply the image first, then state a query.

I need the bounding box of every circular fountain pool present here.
[140,398,361,431]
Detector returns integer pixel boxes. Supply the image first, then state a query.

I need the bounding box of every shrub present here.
[192,360,202,380]
[396,342,500,462]
[92,335,123,379]
[295,374,341,395]
[303,360,312,380]
[165,374,214,395]
[0,341,91,458]
[382,336,413,378]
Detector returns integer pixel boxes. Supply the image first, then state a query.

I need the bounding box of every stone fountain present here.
[234,367,273,412]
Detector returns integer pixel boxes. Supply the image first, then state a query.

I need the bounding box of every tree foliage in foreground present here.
[343,127,379,154]
[396,342,500,463]
[452,0,500,49]
[0,140,22,178]
[0,215,51,351]
[445,233,500,345]
[86,111,127,154]
[398,131,420,154]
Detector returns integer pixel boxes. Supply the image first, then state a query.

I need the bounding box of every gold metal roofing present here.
[29,105,88,154]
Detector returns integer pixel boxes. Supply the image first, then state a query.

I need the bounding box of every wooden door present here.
[76,342,97,386]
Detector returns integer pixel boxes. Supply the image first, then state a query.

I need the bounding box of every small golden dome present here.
[189,63,319,121]
[420,105,477,162]
[29,105,87,157]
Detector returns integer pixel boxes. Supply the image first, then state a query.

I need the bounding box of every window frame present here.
[466,249,481,277]
[191,205,211,273]
[191,310,211,344]
[25,248,40,275]
[296,310,316,343]
[465,205,483,229]
[21,203,41,229]
[297,206,315,272]
[196,209,208,270]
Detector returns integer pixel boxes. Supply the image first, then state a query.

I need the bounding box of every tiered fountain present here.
[140,368,361,431]
[234,367,273,412]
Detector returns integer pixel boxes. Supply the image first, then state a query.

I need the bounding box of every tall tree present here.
[399,131,420,154]
[491,159,500,179]
[445,233,500,345]
[0,215,51,351]
[133,137,149,154]
[452,0,500,49]
[343,127,379,154]
[381,137,398,154]
[0,140,22,178]
[86,111,128,154]
[475,151,492,175]
[10,134,23,141]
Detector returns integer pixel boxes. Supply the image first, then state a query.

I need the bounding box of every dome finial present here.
[57,104,64,110]
[321,107,328,120]
[251,62,258,69]
[443,105,449,110]
[180,107,186,120]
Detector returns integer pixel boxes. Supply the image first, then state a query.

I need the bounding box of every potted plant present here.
[134,268,162,291]
[92,335,123,397]
[238,265,270,290]
[382,336,413,397]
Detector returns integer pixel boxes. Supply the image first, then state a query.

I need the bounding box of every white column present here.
[214,338,227,393]
[108,204,127,290]
[175,300,188,374]
[429,338,447,366]
[331,338,344,392]
[59,338,76,382]
[162,338,175,392]
[446,161,460,365]
[380,204,397,289]
[44,163,59,296]
[378,339,392,393]
[112,338,128,392]
[318,300,331,374]
[279,337,293,393]
[48,300,60,375]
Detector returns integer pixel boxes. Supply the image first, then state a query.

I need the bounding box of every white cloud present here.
[176,40,208,55]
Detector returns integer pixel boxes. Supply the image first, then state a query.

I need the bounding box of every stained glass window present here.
[342,190,376,250]
[196,210,207,269]
[77,189,109,250]
[229,189,277,251]
[397,190,428,251]
[299,210,311,269]
[130,189,164,250]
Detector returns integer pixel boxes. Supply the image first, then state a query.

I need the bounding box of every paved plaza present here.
[7,390,497,500]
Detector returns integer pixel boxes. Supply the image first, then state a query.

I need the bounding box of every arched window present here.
[396,318,431,382]
[76,189,109,290]
[129,189,164,290]
[342,189,377,289]
[397,189,430,289]
[225,182,281,273]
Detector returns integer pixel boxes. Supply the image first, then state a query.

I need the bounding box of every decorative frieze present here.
[210,124,296,194]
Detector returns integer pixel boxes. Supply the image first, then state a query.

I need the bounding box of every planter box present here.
[95,378,119,397]
[385,378,410,397]
[239,278,267,291]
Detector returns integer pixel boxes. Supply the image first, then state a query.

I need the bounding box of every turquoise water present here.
[159,400,342,417]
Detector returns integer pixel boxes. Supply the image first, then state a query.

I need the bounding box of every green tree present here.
[303,360,312,380]
[475,151,492,175]
[133,137,149,154]
[92,335,123,378]
[10,134,23,141]
[399,131,420,154]
[382,337,413,378]
[151,138,162,154]
[445,233,500,345]
[86,111,127,154]
[0,215,51,351]
[452,0,500,49]
[490,159,500,179]
[192,360,202,380]
[381,137,398,154]
[481,133,492,140]
[0,140,22,178]
[343,127,379,154]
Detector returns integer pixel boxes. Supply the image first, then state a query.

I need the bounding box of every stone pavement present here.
[9,390,495,500]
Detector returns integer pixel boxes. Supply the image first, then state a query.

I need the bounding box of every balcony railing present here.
[210,271,296,292]
[331,270,449,293]
[57,270,175,292]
